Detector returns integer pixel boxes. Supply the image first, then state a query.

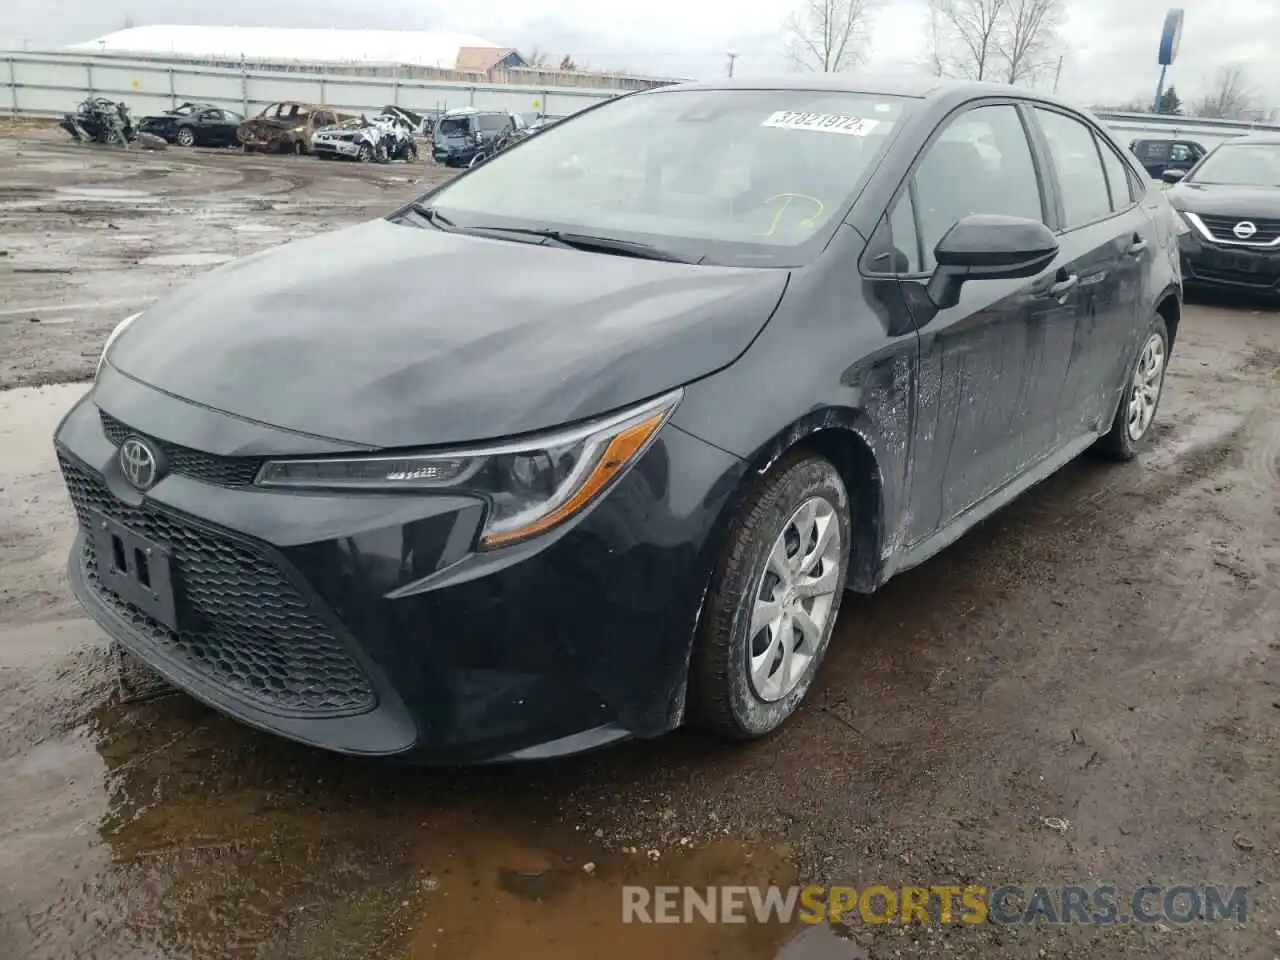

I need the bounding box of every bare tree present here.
[785,0,878,73]
[923,2,948,76]
[524,46,550,68]
[928,0,1061,85]
[927,0,1005,81]
[1192,65,1256,120]
[998,0,1061,85]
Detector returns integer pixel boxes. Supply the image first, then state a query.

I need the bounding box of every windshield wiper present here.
[463,226,701,263]
[408,203,456,229]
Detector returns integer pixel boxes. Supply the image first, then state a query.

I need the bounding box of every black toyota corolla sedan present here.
[1163,133,1280,296]
[55,76,1181,763]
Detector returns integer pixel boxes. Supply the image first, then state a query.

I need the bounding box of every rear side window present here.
[1096,137,1137,211]
[1034,108,1112,229]
[478,115,509,132]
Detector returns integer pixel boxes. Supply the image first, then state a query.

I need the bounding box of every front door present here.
[888,101,1078,543]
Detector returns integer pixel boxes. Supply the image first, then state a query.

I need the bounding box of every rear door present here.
[195,109,222,144]
[1027,106,1147,438]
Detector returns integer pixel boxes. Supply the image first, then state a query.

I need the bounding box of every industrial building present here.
[69,25,527,73]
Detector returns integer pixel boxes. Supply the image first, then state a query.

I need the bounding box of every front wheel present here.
[692,451,851,739]
[1094,313,1170,461]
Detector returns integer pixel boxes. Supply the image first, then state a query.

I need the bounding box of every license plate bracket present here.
[88,509,180,632]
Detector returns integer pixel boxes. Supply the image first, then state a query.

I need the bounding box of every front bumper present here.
[1179,232,1280,293]
[313,139,362,158]
[432,141,477,165]
[54,374,743,763]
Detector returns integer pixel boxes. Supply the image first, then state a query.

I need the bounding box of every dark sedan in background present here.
[137,102,243,147]
[1165,133,1280,296]
[57,76,1180,764]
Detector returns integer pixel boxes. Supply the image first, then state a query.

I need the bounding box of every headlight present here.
[96,312,142,378]
[255,390,682,550]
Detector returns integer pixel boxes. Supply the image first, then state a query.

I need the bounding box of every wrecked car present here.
[138,102,243,148]
[312,114,419,163]
[237,102,351,155]
[379,105,431,136]
[431,108,517,167]
[59,97,137,145]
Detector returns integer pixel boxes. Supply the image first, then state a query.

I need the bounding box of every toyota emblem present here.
[119,436,161,490]
[1232,221,1258,240]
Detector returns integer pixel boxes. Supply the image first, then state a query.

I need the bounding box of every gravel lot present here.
[0,126,1276,960]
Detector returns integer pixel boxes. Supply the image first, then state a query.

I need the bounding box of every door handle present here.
[1048,273,1079,298]
[1126,238,1148,257]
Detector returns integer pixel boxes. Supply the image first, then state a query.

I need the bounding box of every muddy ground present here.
[0,129,1277,960]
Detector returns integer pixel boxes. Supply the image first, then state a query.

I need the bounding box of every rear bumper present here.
[54,380,744,763]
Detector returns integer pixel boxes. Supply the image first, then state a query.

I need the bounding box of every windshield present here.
[437,117,473,137]
[416,88,910,266]
[1188,142,1280,186]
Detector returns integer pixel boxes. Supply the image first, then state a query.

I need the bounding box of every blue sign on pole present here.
[1153,9,1184,112]
[1158,8,1184,66]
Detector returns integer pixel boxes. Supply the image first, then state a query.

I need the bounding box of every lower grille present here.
[60,455,376,717]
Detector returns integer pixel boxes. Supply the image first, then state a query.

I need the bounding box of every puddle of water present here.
[137,252,234,267]
[408,836,804,960]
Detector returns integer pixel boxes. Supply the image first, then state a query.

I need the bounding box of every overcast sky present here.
[2,0,1278,111]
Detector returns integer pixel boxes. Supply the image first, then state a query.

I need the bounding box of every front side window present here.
[1186,142,1280,186]
[1034,108,1112,229]
[910,103,1044,272]
[416,89,913,266]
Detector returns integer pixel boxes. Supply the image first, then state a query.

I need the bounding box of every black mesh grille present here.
[60,455,376,717]
[1198,215,1280,245]
[99,410,264,487]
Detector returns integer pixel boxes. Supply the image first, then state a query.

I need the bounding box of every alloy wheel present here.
[176,128,195,147]
[748,497,842,702]
[1126,332,1166,441]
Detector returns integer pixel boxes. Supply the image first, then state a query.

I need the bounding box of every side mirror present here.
[1162,168,1187,184]
[924,214,1059,310]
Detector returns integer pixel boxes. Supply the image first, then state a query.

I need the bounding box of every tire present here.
[357,143,373,163]
[175,126,196,147]
[1094,313,1170,461]
[692,450,851,739]
[469,152,486,169]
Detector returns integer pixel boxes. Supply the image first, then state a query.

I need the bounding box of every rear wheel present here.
[692,451,851,739]
[175,126,196,147]
[357,143,373,163]
[1094,313,1170,461]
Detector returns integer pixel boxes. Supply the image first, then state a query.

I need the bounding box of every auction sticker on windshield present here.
[761,111,882,136]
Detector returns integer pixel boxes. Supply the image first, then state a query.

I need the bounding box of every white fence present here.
[1,50,619,122]
[5,48,1280,150]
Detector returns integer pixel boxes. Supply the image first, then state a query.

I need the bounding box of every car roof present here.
[654,73,1077,105]
[1218,133,1280,146]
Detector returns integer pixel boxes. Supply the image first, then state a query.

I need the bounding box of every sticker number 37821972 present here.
[760,111,882,136]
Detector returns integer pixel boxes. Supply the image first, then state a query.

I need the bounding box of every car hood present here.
[1165,182,1280,217]
[108,218,789,449]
